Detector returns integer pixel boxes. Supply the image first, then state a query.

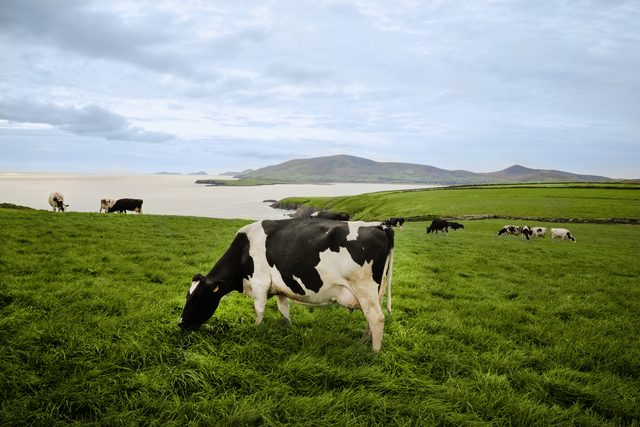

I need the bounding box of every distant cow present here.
[310,211,350,221]
[530,227,547,238]
[427,218,450,234]
[551,228,576,242]
[178,218,395,353]
[447,222,464,231]
[384,217,405,230]
[100,198,116,213]
[521,225,532,240]
[498,225,520,236]
[107,198,143,214]
[48,192,68,212]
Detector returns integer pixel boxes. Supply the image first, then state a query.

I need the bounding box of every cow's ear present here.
[192,273,207,283]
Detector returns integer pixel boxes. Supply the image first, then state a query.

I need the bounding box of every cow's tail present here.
[383,247,394,314]
[376,225,393,315]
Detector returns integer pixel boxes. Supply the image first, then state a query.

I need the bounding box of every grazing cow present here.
[530,227,547,238]
[448,222,464,231]
[107,198,143,214]
[48,192,68,212]
[384,217,405,230]
[100,198,116,213]
[427,218,450,234]
[521,225,532,240]
[310,211,350,221]
[498,225,520,236]
[178,218,395,353]
[552,228,576,242]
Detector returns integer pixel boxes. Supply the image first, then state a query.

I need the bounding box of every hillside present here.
[238,155,613,184]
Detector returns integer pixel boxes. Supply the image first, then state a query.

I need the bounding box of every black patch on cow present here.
[262,219,393,295]
[53,197,65,211]
[210,231,254,290]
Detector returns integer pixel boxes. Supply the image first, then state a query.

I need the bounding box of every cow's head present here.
[178,274,226,330]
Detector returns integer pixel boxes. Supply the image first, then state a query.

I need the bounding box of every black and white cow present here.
[100,198,116,213]
[551,228,576,242]
[310,211,350,221]
[427,218,450,234]
[178,218,395,353]
[530,227,547,238]
[384,217,405,230]
[48,192,68,212]
[107,198,143,214]
[498,225,520,236]
[448,222,464,231]
[521,225,532,240]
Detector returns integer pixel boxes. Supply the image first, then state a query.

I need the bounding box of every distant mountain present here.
[223,169,254,176]
[188,171,208,176]
[482,165,612,183]
[239,155,613,185]
[154,171,181,175]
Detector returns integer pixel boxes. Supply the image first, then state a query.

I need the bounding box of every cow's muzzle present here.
[177,318,200,330]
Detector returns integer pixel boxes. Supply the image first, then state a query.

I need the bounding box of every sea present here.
[0,173,440,220]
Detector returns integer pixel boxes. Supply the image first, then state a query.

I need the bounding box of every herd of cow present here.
[425,217,577,242]
[498,224,576,242]
[47,193,576,352]
[48,192,144,214]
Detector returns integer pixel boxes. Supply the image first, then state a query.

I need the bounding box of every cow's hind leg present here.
[353,286,385,353]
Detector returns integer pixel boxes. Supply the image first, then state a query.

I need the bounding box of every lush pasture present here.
[281,184,640,221]
[1,209,639,426]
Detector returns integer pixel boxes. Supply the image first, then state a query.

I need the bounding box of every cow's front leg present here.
[253,292,268,324]
[276,295,291,323]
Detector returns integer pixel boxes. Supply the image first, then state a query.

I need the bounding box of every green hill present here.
[238,155,614,184]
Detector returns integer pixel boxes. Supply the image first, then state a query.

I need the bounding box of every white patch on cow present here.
[346,221,382,241]
[189,280,199,295]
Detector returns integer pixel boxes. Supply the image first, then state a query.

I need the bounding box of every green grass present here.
[1,208,639,426]
[281,183,640,222]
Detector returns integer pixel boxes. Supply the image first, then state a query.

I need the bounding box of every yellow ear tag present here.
[213,285,219,292]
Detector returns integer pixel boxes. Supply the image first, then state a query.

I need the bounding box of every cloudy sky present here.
[1,0,639,178]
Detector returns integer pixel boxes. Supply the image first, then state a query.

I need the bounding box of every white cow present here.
[48,192,68,212]
[530,227,547,238]
[551,228,576,242]
[100,198,116,213]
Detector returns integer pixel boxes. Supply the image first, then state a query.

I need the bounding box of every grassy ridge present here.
[281,184,640,221]
[1,209,639,425]
[195,179,293,186]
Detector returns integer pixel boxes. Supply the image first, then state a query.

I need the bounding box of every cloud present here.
[0,98,176,143]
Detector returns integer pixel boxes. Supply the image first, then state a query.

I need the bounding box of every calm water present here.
[0,173,439,220]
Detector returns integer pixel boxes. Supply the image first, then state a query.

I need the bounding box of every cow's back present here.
[246,219,393,296]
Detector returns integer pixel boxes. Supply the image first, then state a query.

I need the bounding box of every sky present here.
[1,0,639,178]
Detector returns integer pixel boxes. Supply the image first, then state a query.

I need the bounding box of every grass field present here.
[1,194,639,425]
[280,183,640,222]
